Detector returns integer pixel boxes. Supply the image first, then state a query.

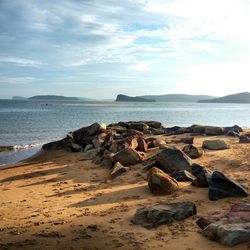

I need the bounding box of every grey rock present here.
[71,143,83,152]
[171,170,196,182]
[110,162,129,179]
[209,171,248,201]
[205,126,225,135]
[239,135,250,143]
[202,139,230,150]
[191,163,213,187]
[84,144,94,152]
[182,144,202,159]
[156,147,193,174]
[203,222,250,246]
[131,201,196,229]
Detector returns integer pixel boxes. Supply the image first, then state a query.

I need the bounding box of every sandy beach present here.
[0,131,250,250]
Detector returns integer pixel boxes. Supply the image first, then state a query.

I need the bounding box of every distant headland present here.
[116,94,155,102]
[198,92,250,103]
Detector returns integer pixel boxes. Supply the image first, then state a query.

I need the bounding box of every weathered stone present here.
[209,171,248,201]
[144,121,162,129]
[84,148,100,159]
[196,217,213,230]
[226,130,240,137]
[110,162,130,179]
[202,139,230,150]
[205,126,225,135]
[92,139,102,149]
[239,135,250,143]
[224,125,243,134]
[100,159,113,168]
[42,138,72,151]
[171,170,196,182]
[191,163,212,187]
[71,143,83,152]
[124,129,144,137]
[192,125,206,134]
[203,222,250,247]
[147,167,179,195]
[131,201,196,229]
[156,147,192,174]
[113,148,142,166]
[151,129,169,135]
[136,137,148,152]
[182,144,202,159]
[179,137,194,144]
[153,138,166,147]
[129,122,149,132]
[116,136,138,151]
[84,144,94,152]
[73,123,106,142]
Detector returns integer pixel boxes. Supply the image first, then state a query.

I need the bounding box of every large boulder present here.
[156,147,193,173]
[72,123,106,142]
[182,144,202,159]
[209,171,248,201]
[202,139,230,150]
[198,203,250,246]
[203,223,250,247]
[42,138,72,151]
[143,121,162,129]
[113,148,142,166]
[204,126,225,135]
[147,167,179,195]
[116,136,138,151]
[131,201,196,229]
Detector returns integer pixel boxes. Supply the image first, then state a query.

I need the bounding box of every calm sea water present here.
[0,99,250,166]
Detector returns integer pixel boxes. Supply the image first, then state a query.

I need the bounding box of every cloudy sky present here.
[0,0,250,99]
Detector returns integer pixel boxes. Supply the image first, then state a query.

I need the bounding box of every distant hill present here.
[198,92,250,103]
[12,96,27,100]
[116,94,155,102]
[137,94,216,102]
[28,95,79,101]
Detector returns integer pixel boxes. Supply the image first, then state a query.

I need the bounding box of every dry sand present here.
[0,133,250,250]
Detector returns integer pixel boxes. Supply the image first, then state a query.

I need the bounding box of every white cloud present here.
[0,76,40,84]
[0,57,45,67]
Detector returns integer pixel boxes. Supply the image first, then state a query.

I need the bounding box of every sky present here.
[0,0,250,99]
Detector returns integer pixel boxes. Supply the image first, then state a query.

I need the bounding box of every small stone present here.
[182,144,202,159]
[110,162,130,179]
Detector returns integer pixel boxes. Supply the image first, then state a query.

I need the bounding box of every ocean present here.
[1,99,250,166]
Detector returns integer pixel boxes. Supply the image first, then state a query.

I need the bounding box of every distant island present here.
[116,94,155,102]
[198,92,250,103]
[28,95,79,101]
[116,94,215,102]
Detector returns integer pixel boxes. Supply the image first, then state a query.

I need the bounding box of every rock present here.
[110,162,130,179]
[151,128,169,135]
[224,125,243,133]
[156,147,192,174]
[116,136,138,151]
[205,126,225,135]
[202,139,230,150]
[107,126,127,134]
[209,171,248,201]
[199,203,250,246]
[192,125,206,134]
[179,137,194,144]
[144,121,162,129]
[124,129,144,137]
[131,201,196,229]
[113,148,142,166]
[147,167,179,195]
[100,159,113,168]
[92,139,102,149]
[129,122,149,132]
[191,163,212,187]
[84,148,100,159]
[73,123,106,142]
[182,144,202,159]
[203,222,250,247]
[71,143,83,152]
[136,137,148,152]
[84,144,94,152]
[239,135,250,143]
[226,130,239,137]
[152,138,166,147]
[42,138,72,150]
[171,170,196,182]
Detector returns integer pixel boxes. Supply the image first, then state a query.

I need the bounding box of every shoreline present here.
[0,121,249,249]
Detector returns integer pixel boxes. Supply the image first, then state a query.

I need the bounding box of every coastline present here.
[0,122,249,249]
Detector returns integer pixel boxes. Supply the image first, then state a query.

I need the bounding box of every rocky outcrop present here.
[209,171,248,200]
[156,147,193,173]
[131,201,196,229]
[202,139,230,150]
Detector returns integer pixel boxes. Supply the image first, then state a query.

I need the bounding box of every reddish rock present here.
[147,167,179,195]
[113,148,142,166]
[136,136,148,152]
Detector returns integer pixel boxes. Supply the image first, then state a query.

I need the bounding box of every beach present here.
[0,127,249,250]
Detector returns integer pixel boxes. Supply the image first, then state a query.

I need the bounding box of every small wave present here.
[13,143,43,151]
